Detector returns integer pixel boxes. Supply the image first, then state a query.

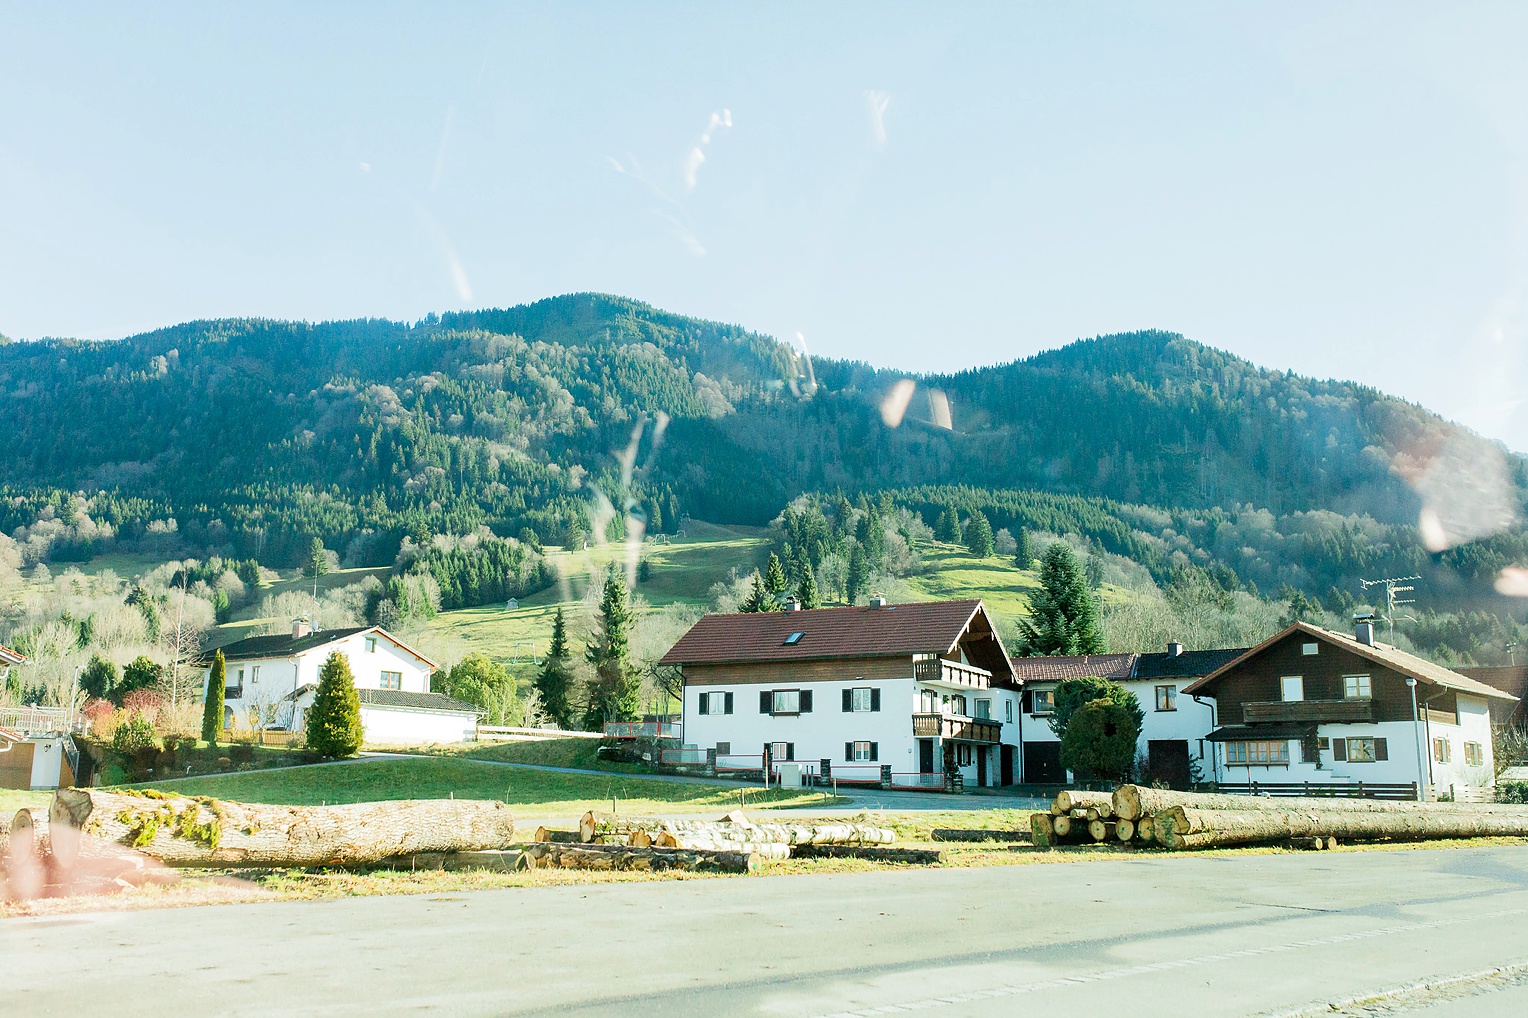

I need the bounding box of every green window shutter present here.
[1374,738,1388,761]
[870,742,879,762]
[871,688,881,712]
[760,691,772,714]
[842,689,852,711]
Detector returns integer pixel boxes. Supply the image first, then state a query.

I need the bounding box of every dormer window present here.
[783,632,805,646]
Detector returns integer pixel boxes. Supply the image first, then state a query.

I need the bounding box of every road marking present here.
[1260,960,1528,1017]
[811,907,1528,1017]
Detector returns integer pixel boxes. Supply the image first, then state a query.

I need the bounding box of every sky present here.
[3,3,1528,451]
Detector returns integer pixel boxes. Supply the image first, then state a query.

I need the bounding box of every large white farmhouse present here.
[205,620,480,745]
[661,598,1022,789]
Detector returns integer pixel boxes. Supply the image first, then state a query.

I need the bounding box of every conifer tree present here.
[796,567,821,610]
[740,573,770,612]
[201,649,226,745]
[535,606,574,728]
[846,543,870,604]
[935,506,962,543]
[1015,543,1104,656]
[586,571,640,726]
[764,553,788,599]
[1013,526,1033,570]
[307,651,363,758]
[965,510,995,557]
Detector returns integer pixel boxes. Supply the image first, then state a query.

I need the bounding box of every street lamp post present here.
[1406,676,1427,801]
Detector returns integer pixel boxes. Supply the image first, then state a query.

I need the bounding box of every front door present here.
[1148,740,1192,789]
[1000,744,1015,785]
[976,746,988,787]
[1023,742,1064,784]
[918,739,935,774]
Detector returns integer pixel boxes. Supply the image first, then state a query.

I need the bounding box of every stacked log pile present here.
[1031,785,1528,851]
[577,809,895,862]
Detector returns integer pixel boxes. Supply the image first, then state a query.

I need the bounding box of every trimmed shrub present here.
[306,651,363,759]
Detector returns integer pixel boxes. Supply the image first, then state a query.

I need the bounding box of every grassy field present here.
[125,756,834,815]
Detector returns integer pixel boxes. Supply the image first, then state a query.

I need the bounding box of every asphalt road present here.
[6,846,1528,1017]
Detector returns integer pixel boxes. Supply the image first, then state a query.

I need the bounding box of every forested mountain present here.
[2,293,1525,612]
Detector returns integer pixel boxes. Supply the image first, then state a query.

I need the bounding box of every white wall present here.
[359,706,477,745]
[1017,680,1218,781]
[683,675,1022,786]
[28,736,65,791]
[1424,694,1495,793]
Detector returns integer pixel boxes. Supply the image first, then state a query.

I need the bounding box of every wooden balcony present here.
[913,658,992,690]
[1241,699,1375,724]
[1423,707,1459,726]
[912,713,1002,743]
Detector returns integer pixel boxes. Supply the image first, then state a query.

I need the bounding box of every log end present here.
[1113,784,1142,822]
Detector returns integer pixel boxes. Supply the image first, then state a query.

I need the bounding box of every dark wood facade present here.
[682,656,915,686]
[1205,631,1429,724]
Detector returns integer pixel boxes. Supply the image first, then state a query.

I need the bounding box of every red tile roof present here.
[659,599,997,667]
[0,642,25,666]
[1008,653,1137,683]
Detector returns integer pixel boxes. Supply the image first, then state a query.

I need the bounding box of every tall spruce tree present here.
[1015,543,1105,656]
[740,573,770,612]
[586,571,640,727]
[1013,526,1033,570]
[535,607,574,728]
[935,506,962,543]
[763,553,788,600]
[307,651,364,758]
[846,543,870,604]
[201,649,226,744]
[965,510,995,557]
[796,567,821,610]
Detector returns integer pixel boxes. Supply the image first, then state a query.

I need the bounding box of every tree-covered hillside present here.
[2,294,1524,615]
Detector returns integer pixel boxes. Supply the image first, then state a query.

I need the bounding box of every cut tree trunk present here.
[520,842,759,873]
[580,811,894,847]
[1136,816,1156,843]
[1053,790,1113,815]
[1156,806,1528,850]
[1031,813,1055,847]
[1115,818,1136,842]
[50,789,516,868]
[1112,785,1528,822]
[791,845,942,864]
[650,833,791,860]
[1088,820,1115,842]
[1052,815,1073,837]
[533,827,581,843]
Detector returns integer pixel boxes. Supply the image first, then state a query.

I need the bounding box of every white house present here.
[660,598,1022,789]
[1012,645,1247,787]
[205,621,481,745]
[0,641,24,686]
[1184,621,1514,799]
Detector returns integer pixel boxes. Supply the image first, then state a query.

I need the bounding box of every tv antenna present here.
[1360,575,1420,646]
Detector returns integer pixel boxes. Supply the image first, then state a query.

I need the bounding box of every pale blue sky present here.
[4,3,1527,450]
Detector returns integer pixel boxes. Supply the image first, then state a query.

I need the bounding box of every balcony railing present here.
[912,713,1002,743]
[913,658,992,690]
[1241,699,1375,724]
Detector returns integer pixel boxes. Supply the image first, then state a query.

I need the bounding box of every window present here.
[365,636,378,653]
[770,741,795,762]
[1336,737,1387,763]
[227,668,244,698]
[699,691,734,715]
[1224,740,1291,766]
[849,741,877,762]
[714,742,731,756]
[766,689,807,714]
[1028,689,1054,714]
[783,632,805,646]
[951,694,968,716]
[1005,700,1014,723]
[380,670,402,690]
[957,744,973,766]
[1280,676,1304,702]
[1343,674,1371,700]
[975,698,991,720]
[250,665,260,684]
[1465,742,1484,767]
[1433,738,1451,764]
[845,687,880,712]
[1155,685,1177,711]
[919,689,939,713]
[1302,642,1319,656]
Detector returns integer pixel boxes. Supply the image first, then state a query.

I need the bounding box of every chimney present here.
[1167,641,1184,658]
[783,596,802,612]
[868,594,888,609]
[292,617,312,639]
[1355,621,1375,647]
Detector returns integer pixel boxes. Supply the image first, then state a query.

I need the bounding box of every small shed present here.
[0,726,78,791]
